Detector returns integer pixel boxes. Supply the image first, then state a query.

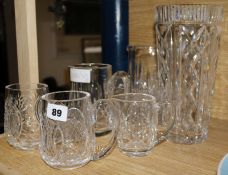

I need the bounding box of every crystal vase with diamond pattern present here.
[155,4,223,144]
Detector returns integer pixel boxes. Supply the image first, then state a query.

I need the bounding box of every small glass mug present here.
[69,63,128,156]
[36,91,117,169]
[111,93,159,157]
[4,83,48,150]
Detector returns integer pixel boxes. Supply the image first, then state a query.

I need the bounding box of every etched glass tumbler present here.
[155,4,223,144]
[4,83,48,150]
[36,91,117,169]
[111,93,159,157]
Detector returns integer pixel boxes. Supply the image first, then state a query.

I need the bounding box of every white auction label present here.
[70,68,91,83]
[47,103,68,122]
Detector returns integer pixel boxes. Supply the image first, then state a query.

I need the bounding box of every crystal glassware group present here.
[4,4,223,170]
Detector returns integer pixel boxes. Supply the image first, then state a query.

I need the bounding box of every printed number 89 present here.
[52,109,62,117]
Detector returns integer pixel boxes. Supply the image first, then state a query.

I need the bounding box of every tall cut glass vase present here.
[155,4,223,144]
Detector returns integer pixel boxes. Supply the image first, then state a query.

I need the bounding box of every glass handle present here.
[92,70,130,160]
[35,97,43,123]
[155,102,174,145]
[92,99,118,160]
[107,71,130,97]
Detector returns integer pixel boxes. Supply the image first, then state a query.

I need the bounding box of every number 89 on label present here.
[52,109,62,117]
[47,103,68,122]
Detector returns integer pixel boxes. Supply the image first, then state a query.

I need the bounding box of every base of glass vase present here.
[167,129,208,144]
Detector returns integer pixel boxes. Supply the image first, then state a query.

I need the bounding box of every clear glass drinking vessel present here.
[4,83,48,150]
[155,4,223,144]
[36,91,117,169]
[111,93,159,157]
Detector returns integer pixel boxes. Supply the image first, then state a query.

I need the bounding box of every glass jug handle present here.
[107,71,130,96]
[92,98,119,160]
[155,101,174,145]
[35,96,43,123]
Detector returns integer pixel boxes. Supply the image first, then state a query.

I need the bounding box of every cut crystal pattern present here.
[4,93,39,148]
[155,4,223,144]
